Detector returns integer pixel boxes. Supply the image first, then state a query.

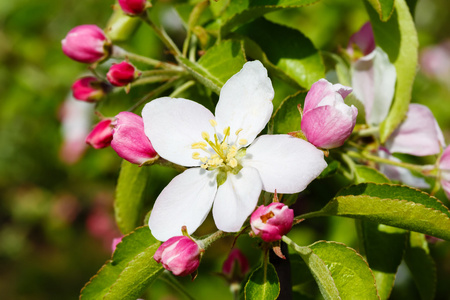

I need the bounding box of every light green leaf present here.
[115,160,151,234]
[80,227,163,300]
[404,232,437,300]
[218,0,320,36]
[354,165,390,184]
[283,237,340,300]
[309,241,380,300]
[310,183,450,240]
[366,0,418,142]
[271,91,305,134]
[245,261,280,300]
[366,0,395,21]
[238,18,325,89]
[177,40,246,95]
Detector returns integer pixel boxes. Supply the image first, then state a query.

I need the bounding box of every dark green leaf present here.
[245,261,280,300]
[318,160,341,179]
[404,232,436,300]
[115,160,152,234]
[365,0,418,142]
[313,183,450,240]
[366,0,395,21]
[80,227,163,300]
[177,40,246,94]
[238,18,325,89]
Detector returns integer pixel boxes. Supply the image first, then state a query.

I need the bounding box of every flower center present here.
[191,119,246,173]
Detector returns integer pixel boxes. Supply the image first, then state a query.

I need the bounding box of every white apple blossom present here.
[142,61,327,241]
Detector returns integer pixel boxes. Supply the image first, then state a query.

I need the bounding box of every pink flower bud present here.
[154,236,203,276]
[62,25,110,64]
[111,236,123,253]
[118,0,147,15]
[301,79,357,149]
[106,61,140,87]
[347,22,375,59]
[111,112,158,165]
[86,119,114,149]
[71,76,109,102]
[250,202,294,242]
[222,248,249,278]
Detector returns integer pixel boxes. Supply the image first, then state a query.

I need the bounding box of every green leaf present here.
[354,166,405,300]
[115,160,151,234]
[357,221,406,300]
[366,0,395,21]
[318,159,341,179]
[218,0,321,36]
[245,261,280,300]
[404,232,436,300]
[271,91,305,134]
[176,40,246,95]
[354,165,390,184]
[238,18,325,89]
[309,241,380,300]
[283,238,340,300]
[313,183,450,240]
[80,227,163,300]
[365,0,418,142]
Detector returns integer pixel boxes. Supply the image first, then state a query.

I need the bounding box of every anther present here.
[209,119,217,127]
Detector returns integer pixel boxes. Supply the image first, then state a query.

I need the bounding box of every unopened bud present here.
[106,61,140,87]
[71,76,109,102]
[86,119,114,149]
[118,0,148,16]
[250,202,294,242]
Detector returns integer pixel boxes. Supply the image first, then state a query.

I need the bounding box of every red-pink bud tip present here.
[106,61,140,87]
[250,202,294,243]
[86,119,114,149]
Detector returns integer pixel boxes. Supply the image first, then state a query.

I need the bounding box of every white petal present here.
[148,168,217,241]
[142,97,215,167]
[212,167,262,232]
[352,47,396,126]
[215,61,274,146]
[241,135,327,193]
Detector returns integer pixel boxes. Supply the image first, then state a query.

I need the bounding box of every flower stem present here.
[127,77,180,112]
[140,13,182,57]
[353,126,380,137]
[169,80,196,97]
[346,150,433,175]
[159,271,196,300]
[198,230,228,249]
[112,46,177,69]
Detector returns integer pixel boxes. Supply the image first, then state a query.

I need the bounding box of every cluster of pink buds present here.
[110,112,158,165]
[301,79,357,149]
[154,235,204,277]
[250,202,294,243]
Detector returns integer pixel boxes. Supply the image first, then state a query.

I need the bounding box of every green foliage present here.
[271,91,305,134]
[311,183,450,240]
[366,0,419,142]
[80,227,163,300]
[245,261,280,300]
[366,0,395,21]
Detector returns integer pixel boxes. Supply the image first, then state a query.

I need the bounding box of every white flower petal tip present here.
[242,135,327,194]
[148,168,217,241]
[215,60,274,145]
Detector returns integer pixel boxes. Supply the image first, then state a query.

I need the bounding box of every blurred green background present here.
[1,0,449,299]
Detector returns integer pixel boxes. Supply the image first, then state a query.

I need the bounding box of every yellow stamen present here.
[191,142,207,150]
[235,128,243,136]
[192,152,200,159]
[201,131,210,140]
[209,119,217,127]
[239,139,247,145]
[228,158,238,168]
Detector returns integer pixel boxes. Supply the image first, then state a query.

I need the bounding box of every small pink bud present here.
[222,248,249,278]
[62,25,110,64]
[301,79,357,149]
[111,236,123,253]
[111,112,158,165]
[106,61,140,87]
[439,147,450,200]
[118,0,147,15]
[347,22,376,59]
[250,202,294,243]
[71,76,109,102]
[154,236,203,276]
[86,119,114,149]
